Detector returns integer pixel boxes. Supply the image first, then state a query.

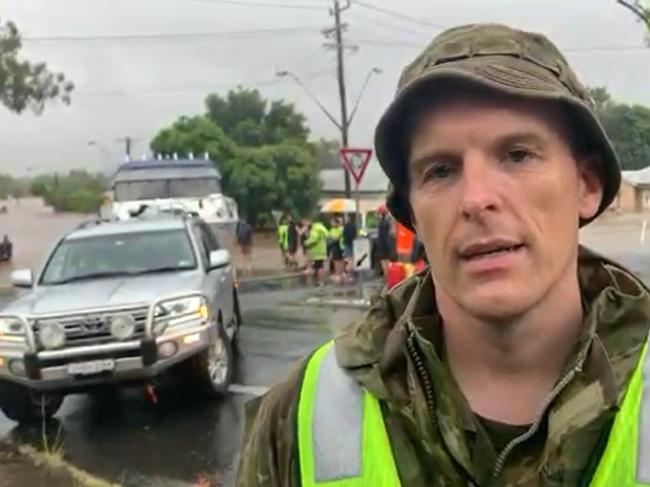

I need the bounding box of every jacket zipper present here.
[406,329,584,484]
[406,332,479,486]
[491,362,583,480]
[406,332,436,421]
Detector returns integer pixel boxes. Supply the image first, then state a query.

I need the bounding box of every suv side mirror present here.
[10,269,33,288]
[208,249,231,270]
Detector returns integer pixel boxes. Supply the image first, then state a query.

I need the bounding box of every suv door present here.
[192,222,235,328]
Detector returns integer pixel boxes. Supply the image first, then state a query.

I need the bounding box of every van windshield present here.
[114,178,222,201]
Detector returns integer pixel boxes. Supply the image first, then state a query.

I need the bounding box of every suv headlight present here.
[152,296,209,336]
[39,322,66,350]
[0,316,27,343]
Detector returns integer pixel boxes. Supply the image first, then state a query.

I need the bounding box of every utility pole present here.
[332,0,352,197]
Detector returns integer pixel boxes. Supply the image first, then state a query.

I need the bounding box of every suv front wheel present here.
[186,325,233,396]
[0,382,63,424]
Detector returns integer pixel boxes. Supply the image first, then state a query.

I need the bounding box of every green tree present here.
[312,138,341,169]
[0,19,73,114]
[590,87,650,171]
[265,100,309,144]
[28,171,107,213]
[205,87,309,147]
[206,88,267,139]
[151,115,240,189]
[226,144,320,226]
[151,91,321,226]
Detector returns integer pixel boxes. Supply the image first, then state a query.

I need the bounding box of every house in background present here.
[611,167,650,212]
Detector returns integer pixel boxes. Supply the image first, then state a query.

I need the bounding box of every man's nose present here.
[459,154,501,221]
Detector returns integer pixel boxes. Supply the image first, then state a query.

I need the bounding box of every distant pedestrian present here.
[327,217,344,284]
[375,205,392,276]
[0,235,12,261]
[296,220,309,270]
[236,218,253,275]
[342,214,357,275]
[286,217,299,270]
[303,217,329,286]
[277,216,289,267]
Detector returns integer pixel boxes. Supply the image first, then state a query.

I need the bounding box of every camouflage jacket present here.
[237,248,650,487]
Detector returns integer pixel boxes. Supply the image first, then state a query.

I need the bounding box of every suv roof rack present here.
[75,218,116,230]
[128,204,200,220]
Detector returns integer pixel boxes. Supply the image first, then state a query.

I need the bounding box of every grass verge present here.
[18,443,121,487]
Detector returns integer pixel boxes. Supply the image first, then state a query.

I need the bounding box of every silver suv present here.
[0,212,241,423]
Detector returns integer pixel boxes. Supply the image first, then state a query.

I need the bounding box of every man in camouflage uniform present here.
[237,23,650,486]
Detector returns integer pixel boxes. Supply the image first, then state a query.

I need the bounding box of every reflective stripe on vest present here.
[298,341,650,486]
[591,342,650,486]
[297,341,401,486]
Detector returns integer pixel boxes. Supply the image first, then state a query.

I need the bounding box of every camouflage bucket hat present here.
[375,23,621,231]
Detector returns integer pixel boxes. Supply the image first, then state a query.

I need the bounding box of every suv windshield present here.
[114,178,222,201]
[41,229,197,285]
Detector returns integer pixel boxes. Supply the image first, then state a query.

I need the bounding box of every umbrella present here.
[320,198,357,213]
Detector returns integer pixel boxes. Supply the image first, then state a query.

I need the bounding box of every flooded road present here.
[0,198,86,288]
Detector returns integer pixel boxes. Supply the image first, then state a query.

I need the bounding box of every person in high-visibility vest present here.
[277,216,289,268]
[327,216,345,284]
[237,24,650,487]
[303,217,329,287]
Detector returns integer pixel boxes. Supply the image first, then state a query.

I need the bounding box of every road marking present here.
[229,383,270,397]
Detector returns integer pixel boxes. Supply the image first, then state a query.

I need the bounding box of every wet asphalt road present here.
[0,279,372,486]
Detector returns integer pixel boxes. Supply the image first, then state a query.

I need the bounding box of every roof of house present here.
[621,166,650,188]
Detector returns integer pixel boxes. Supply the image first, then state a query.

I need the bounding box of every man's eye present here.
[423,164,455,181]
[506,149,534,163]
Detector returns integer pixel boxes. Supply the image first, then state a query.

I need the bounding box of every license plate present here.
[67,359,115,376]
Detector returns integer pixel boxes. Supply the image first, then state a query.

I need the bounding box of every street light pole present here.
[334,0,352,197]
[277,66,381,192]
[276,71,342,131]
[617,0,650,29]
[88,140,113,163]
[347,68,382,127]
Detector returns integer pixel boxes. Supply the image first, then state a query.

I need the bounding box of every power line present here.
[22,26,323,43]
[75,69,334,98]
[349,38,421,48]
[349,12,431,39]
[352,0,447,30]
[191,0,327,10]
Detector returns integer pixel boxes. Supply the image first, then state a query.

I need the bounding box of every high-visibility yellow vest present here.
[278,224,289,251]
[298,341,650,486]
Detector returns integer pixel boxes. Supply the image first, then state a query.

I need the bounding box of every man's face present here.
[408,95,603,321]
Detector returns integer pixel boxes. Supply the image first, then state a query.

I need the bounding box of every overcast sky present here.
[0,0,648,178]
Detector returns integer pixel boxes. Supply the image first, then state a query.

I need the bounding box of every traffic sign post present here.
[341,148,373,288]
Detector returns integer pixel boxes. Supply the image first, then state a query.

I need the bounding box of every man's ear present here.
[578,154,604,221]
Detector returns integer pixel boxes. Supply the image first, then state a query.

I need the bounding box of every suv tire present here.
[231,289,243,351]
[0,382,63,424]
[186,325,233,396]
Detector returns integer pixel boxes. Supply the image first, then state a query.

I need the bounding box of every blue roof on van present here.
[118,159,215,170]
